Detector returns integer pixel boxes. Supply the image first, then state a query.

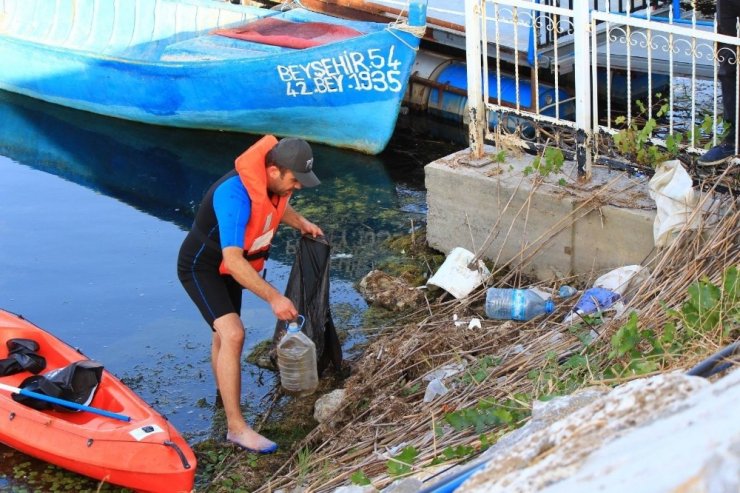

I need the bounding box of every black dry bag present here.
[12,360,104,411]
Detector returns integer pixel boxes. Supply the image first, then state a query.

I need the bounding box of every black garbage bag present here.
[12,360,104,411]
[272,235,343,375]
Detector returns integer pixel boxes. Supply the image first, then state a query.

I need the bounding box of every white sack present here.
[427,247,490,299]
[648,160,699,248]
[593,265,650,301]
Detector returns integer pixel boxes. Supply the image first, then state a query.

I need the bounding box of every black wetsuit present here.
[177,170,252,328]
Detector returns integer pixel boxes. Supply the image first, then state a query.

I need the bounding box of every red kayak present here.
[0,309,196,492]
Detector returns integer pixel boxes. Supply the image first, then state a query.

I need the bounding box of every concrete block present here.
[425,146,656,281]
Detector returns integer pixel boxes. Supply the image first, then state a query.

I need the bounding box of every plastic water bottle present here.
[277,315,318,396]
[485,288,555,321]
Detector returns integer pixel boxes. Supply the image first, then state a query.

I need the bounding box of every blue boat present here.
[0,0,428,154]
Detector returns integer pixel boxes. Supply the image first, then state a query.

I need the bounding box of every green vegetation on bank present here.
[342,266,738,481]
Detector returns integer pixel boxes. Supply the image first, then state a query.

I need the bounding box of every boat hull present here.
[0,0,426,154]
[0,309,196,493]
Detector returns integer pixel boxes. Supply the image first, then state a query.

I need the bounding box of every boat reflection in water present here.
[0,88,447,490]
[0,89,423,279]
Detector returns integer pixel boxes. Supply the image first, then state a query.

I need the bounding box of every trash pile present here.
[252,160,738,493]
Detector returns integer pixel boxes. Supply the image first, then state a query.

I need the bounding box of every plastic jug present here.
[276,315,318,396]
[485,288,555,321]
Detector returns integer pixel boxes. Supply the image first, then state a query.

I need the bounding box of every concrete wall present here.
[425,147,656,281]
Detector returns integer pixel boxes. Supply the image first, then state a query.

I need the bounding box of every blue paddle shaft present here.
[17,388,131,422]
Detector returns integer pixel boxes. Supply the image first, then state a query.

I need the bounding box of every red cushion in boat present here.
[214,17,363,49]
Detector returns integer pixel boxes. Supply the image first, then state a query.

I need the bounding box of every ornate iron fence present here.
[464,0,738,180]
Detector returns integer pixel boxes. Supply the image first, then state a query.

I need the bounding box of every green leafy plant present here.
[443,397,528,434]
[460,355,501,385]
[612,96,673,167]
[524,146,565,178]
[529,348,594,398]
[492,150,507,163]
[613,94,730,165]
[350,470,372,486]
[386,446,419,476]
[605,266,738,379]
[613,115,668,167]
[429,444,475,465]
[666,265,739,337]
[605,312,667,377]
[686,115,731,149]
[401,382,422,397]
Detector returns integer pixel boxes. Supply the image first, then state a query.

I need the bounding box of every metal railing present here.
[464,0,740,180]
[536,0,670,47]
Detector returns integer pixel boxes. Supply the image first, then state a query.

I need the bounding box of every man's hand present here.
[269,294,298,321]
[300,218,323,238]
[223,247,297,320]
[282,204,323,237]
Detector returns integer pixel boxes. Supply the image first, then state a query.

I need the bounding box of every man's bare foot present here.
[226,428,278,454]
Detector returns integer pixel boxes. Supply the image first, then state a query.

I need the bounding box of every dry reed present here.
[255,171,738,493]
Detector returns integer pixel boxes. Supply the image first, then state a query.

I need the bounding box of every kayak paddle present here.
[0,382,131,422]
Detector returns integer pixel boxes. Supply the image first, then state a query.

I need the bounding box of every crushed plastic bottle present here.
[485,288,555,321]
[277,315,318,396]
[558,285,578,298]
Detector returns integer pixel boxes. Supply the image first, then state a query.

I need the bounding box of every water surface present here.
[0,90,463,490]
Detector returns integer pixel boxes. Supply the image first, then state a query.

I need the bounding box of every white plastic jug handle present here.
[286,314,306,330]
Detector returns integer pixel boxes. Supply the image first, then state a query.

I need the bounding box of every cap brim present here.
[294,170,320,188]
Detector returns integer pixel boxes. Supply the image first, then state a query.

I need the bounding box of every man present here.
[699,0,740,165]
[177,136,323,453]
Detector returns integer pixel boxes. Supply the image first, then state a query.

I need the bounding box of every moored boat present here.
[0,0,428,154]
[0,309,196,493]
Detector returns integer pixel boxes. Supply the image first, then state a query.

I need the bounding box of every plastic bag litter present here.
[574,287,621,313]
[422,362,467,403]
[452,314,482,330]
[427,247,490,299]
[424,379,449,402]
[593,265,650,301]
[423,363,467,382]
[563,287,621,325]
[649,160,699,248]
[562,266,650,325]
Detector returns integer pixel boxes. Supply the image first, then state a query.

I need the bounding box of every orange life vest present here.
[218,135,290,275]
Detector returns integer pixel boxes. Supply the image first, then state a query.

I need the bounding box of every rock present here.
[530,388,609,424]
[381,478,424,493]
[461,368,740,493]
[358,270,424,312]
[425,387,609,489]
[314,389,346,425]
[334,486,376,493]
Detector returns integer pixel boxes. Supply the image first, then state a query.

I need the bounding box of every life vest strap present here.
[192,227,271,264]
[244,250,269,261]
